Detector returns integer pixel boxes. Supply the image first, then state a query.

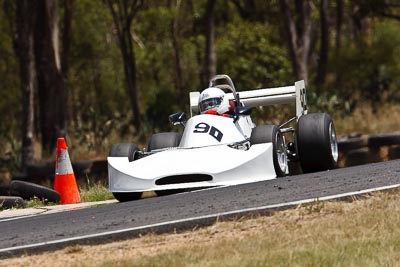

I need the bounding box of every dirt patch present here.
[1,217,281,267]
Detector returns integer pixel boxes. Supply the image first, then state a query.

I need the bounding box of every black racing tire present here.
[109,143,139,162]
[10,180,60,203]
[148,132,182,151]
[112,192,142,202]
[0,196,26,209]
[250,125,287,177]
[297,113,338,173]
[155,189,185,197]
[148,132,183,197]
[109,143,142,202]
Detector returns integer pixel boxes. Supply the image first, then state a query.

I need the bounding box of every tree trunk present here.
[120,27,141,130]
[16,0,37,170]
[106,0,142,130]
[336,0,343,51]
[279,0,312,84]
[62,0,73,79]
[169,0,184,104]
[61,0,73,130]
[335,0,344,86]
[231,0,257,20]
[34,0,65,153]
[351,2,363,38]
[316,0,329,88]
[204,0,216,82]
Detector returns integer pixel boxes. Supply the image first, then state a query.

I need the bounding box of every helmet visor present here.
[199,97,222,113]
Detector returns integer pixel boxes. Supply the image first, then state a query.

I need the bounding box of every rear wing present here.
[190,76,308,119]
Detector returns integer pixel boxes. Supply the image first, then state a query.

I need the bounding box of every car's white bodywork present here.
[108,75,307,193]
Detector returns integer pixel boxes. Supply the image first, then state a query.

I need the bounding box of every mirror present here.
[235,106,252,116]
[169,112,187,127]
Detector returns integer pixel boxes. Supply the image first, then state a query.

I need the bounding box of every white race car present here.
[108,75,338,202]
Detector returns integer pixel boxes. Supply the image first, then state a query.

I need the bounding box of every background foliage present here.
[0,0,400,170]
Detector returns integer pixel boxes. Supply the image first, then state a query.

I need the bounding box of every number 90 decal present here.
[194,122,223,142]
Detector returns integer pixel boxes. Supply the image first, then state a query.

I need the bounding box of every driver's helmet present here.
[198,87,230,114]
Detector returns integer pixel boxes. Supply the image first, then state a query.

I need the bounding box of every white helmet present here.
[198,87,230,114]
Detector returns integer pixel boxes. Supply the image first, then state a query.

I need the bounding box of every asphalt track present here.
[1,159,400,256]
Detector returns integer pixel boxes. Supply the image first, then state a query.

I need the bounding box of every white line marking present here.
[0,200,118,223]
[1,183,400,253]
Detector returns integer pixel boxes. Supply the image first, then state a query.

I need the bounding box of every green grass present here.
[15,183,114,210]
[25,197,57,208]
[79,183,114,202]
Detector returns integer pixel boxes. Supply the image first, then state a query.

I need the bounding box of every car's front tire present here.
[250,125,287,177]
[112,192,142,202]
[109,143,142,202]
[109,143,138,162]
[147,132,182,151]
[296,113,338,173]
[147,132,183,196]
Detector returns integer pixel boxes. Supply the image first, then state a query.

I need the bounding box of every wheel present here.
[109,143,139,161]
[0,196,25,209]
[156,189,184,197]
[148,132,182,151]
[148,132,182,196]
[296,113,338,173]
[250,125,287,177]
[109,143,142,202]
[112,192,142,202]
[10,180,60,203]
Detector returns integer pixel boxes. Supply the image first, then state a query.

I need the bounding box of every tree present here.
[335,0,344,51]
[14,0,36,169]
[279,0,312,84]
[105,0,144,130]
[357,0,400,20]
[34,0,67,153]
[204,0,216,82]
[335,0,344,86]
[316,0,329,87]
[62,0,73,86]
[168,0,184,103]
[3,0,73,163]
[231,0,276,22]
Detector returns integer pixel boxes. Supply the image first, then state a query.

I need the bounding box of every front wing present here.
[108,143,276,192]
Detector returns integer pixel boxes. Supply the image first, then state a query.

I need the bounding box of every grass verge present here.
[79,183,114,203]
[13,183,114,210]
[3,190,400,267]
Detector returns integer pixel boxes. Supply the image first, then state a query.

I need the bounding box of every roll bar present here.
[190,75,308,119]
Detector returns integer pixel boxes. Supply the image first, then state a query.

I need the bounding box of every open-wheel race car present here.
[108,74,338,202]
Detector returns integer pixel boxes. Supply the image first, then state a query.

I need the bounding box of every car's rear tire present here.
[148,132,182,151]
[250,125,287,177]
[148,132,183,196]
[297,113,338,173]
[109,143,142,202]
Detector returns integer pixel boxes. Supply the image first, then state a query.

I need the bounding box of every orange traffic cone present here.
[54,137,81,204]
